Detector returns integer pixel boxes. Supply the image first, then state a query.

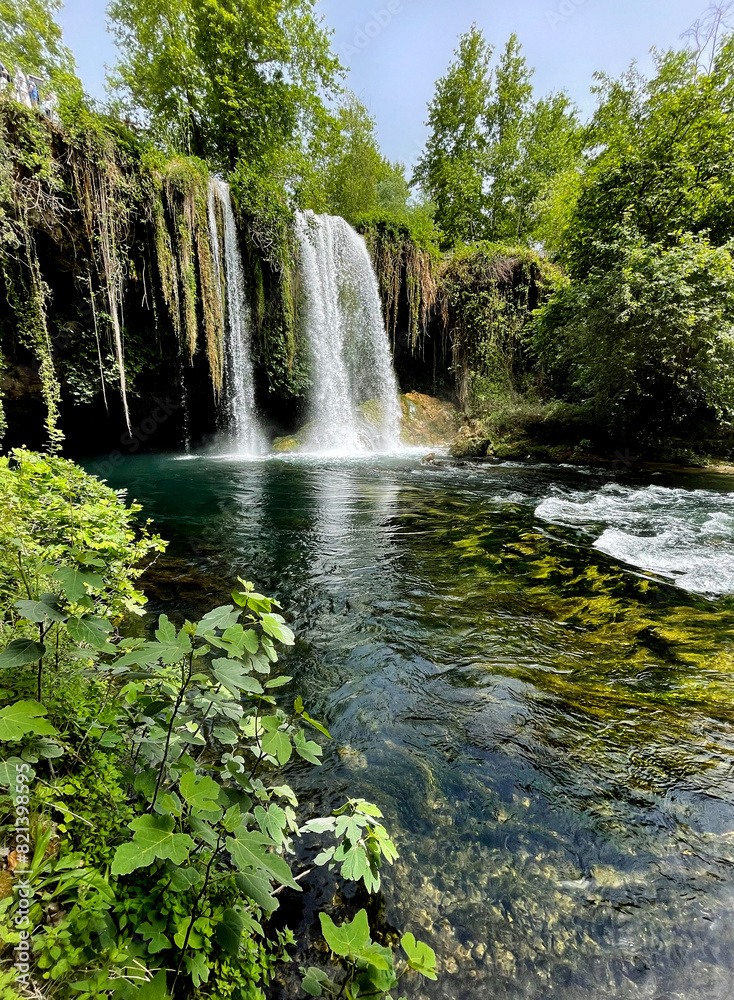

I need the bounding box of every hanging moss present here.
[438,243,564,412]
[156,158,225,397]
[8,223,64,453]
[356,213,439,353]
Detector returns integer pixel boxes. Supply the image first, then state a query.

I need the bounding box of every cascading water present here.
[296,211,401,453]
[207,179,265,455]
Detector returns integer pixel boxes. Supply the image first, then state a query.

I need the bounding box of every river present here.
[89,451,734,1000]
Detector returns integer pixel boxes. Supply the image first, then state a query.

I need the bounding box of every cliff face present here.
[0,101,561,458]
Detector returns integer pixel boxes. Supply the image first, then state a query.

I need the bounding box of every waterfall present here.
[207,179,265,455]
[296,211,401,454]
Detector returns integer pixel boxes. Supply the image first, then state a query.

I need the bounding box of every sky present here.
[57,0,710,170]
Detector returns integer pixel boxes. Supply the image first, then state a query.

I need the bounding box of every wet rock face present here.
[271,393,462,453]
[398,393,462,448]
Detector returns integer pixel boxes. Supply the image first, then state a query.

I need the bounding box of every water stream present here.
[93,453,734,999]
[295,212,401,453]
[207,180,266,454]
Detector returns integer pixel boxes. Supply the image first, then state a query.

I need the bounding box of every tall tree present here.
[484,34,533,239]
[0,0,76,80]
[318,95,396,222]
[412,25,493,245]
[415,27,578,247]
[107,0,342,169]
[565,32,734,278]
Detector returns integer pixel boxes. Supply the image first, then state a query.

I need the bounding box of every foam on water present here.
[536,483,734,597]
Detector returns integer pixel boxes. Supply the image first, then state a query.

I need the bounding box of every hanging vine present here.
[69,135,136,432]
[358,217,439,353]
[157,160,225,397]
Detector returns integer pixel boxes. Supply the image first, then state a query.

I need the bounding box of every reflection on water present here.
[90,454,734,999]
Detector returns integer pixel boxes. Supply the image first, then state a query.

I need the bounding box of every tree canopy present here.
[413,26,580,247]
[0,0,76,81]
[107,0,342,169]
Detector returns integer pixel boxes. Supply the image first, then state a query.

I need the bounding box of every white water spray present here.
[296,211,401,453]
[208,179,266,455]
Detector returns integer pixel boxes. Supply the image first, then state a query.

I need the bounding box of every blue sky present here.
[57,0,709,169]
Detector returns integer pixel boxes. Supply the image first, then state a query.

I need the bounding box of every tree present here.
[565,32,734,278]
[106,0,342,169]
[412,25,493,245]
[0,0,76,81]
[414,27,579,247]
[484,34,533,239]
[533,233,734,441]
[318,95,396,222]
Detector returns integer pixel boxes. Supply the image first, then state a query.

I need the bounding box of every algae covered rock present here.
[397,392,461,447]
[272,434,303,453]
[274,393,461,453]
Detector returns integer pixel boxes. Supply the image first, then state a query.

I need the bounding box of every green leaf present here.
[0,701,57,741]
[214,908,244,954]
[319,909,370,958]
[401,933,438,980]
[137,971,172,1000]
[242,629,259,654]
[294,729,323,765]
[261,726,292,765]
[255,804,287,844]
[0,638,46,669]
[170,867,204,892]
[261,613,295,645]
[113,645,165,669]
[300,817,336,835]
[66,615,114,651]
[301,969,333,999]
[15,598,67,623]
[340,846,369,883]
[226,824,299,889]
[155,615,176,642]
[302,711,332,739]
[265,675,292,689]
[0,757,35,792]
[212,659,262,696]
[110,816,194,875]
[235,871,279,915]
[180,772,222,818]
[53,567,104,602]
[184,952,209,988]
[196,605,240,634]
[139,921,170,955]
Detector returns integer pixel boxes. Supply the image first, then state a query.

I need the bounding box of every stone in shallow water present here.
[272,392,461,452]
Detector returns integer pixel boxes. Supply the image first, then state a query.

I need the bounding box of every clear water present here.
[295,212,401,453]
[94,453,734,1000]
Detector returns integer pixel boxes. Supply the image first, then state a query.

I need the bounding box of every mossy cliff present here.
[0,99,563,456]
[0,99,306,455]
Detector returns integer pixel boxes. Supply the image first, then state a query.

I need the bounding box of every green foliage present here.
[565,37,734,278]
[413,25,492,245]
[107,0,342,172]
[0,455,439,999]
[302,94,408,227]
[440,242,564,411]
[414,26,580,247]
[532,232,734,441]
[0,0,77,83]
[356,213,440,351]
[300,909,437,999]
